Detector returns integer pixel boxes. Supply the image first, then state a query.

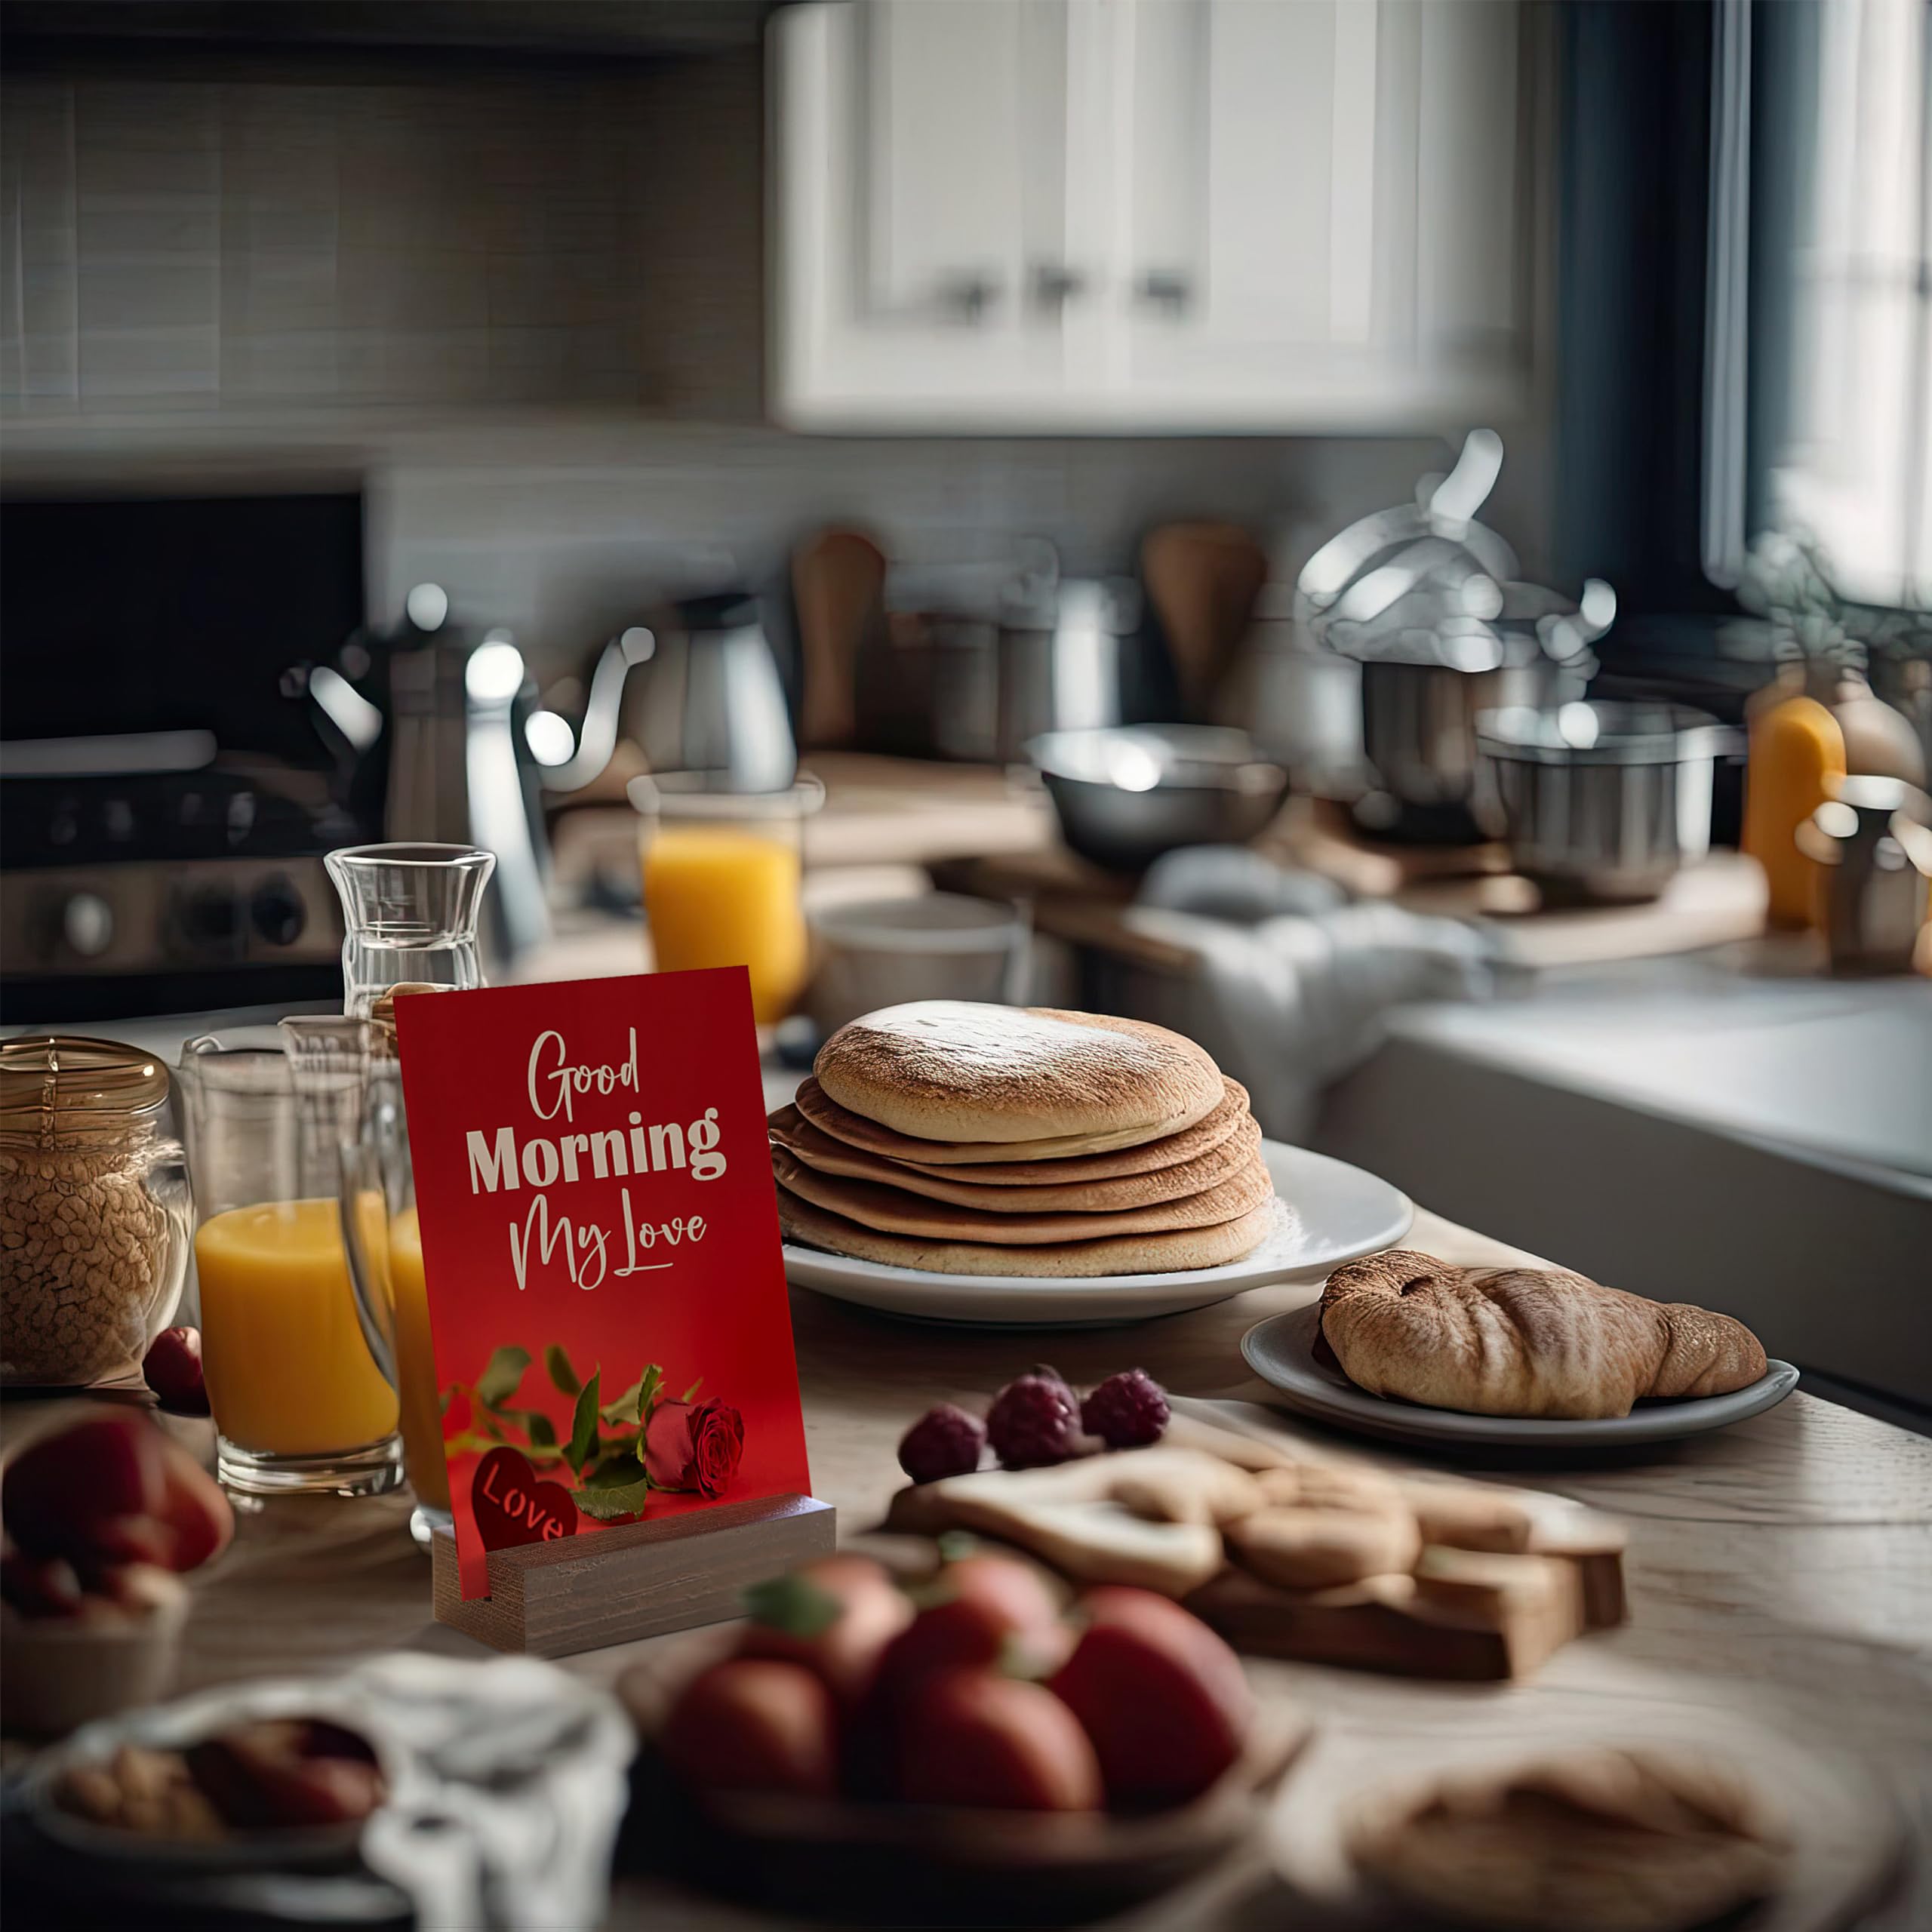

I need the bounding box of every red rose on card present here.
[646,1397,745,1497]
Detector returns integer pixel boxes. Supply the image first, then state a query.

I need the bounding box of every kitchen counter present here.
[1312,940,1932,1416]
[5,1206,1926,1928]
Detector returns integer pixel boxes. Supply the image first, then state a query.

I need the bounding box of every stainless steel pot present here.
[996,577,1142,764]
[1356,652,1589,841]
[1474,702,1740,903]
[1295,430,1620,844]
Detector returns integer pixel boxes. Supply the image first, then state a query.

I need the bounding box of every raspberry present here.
[897,1404,987,1484]
[986,1372,1084,1469]
[1081,1369,1170,1448]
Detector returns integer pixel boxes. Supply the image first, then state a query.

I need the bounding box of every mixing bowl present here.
[1028,726,1290,873]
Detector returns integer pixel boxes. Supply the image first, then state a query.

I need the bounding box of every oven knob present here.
[180,888,241,949]
[251,877,308,947]
[62,892,114,958]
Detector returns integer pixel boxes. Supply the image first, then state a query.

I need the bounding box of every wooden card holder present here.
[432,1493,836,1658]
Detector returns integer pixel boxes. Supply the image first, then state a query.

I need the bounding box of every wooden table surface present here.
[11,1207,1930,1928]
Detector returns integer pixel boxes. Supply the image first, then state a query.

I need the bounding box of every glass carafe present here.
[324,841,494,1546]
[324,843,495,1017]
[338,994,448,1547]
[176,1024,403,1498]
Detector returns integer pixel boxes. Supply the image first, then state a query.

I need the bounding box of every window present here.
[1755,0,1930,610]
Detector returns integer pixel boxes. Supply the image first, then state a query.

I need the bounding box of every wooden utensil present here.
[792,527,888,749]
[1141,523,1269,715]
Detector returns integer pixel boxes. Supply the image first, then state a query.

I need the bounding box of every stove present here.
[0,491,378,1022]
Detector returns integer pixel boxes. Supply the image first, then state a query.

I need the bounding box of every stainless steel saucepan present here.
[1474,701,1742,903]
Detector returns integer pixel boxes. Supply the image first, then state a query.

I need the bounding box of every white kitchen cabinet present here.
[769,0,1537,432]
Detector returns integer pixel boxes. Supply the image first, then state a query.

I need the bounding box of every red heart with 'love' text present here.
[470,1447,578,1553]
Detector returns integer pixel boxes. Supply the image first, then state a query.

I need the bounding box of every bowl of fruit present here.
[2,1406,233,1739]
[620,1537,1306,1919]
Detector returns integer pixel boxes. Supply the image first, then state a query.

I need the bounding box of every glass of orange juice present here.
[629,772,825,1023]
[176,1026,403,1500]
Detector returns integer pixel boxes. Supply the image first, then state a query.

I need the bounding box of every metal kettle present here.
[547,590,798,795]
[380,587,552,958]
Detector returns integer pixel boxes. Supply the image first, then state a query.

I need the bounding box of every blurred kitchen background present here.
[2,2,1928,1414]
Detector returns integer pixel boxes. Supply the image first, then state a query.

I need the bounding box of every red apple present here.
[897,1669,1102,1811]
[875,1552,1066,1690]
[143,1326,210,1415]
[662,1658,839,1799]
[737,1555,912,1708]
[2,1411,231,1577]
[1,1411,166,1561]
[1048,1586,1253,1806]
[88,1514,180,1568]
[152,1434,233,1572]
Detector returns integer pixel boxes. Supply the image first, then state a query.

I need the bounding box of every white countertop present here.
[1387,944,1932,1186]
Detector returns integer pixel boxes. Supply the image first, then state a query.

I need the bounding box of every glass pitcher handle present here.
[338,1138,400,1392]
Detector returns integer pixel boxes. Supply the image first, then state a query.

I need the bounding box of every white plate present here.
[780,1140,1413,1327]
[1241,1301,1800,1448]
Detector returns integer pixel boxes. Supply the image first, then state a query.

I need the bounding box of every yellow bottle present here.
[1743,680,1847,929]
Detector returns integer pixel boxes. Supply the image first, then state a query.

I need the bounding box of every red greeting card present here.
[393,967,812,1600]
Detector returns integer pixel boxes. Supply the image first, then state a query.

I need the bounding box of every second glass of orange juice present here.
[176,1028,403,1499]
[630,773,823,1023]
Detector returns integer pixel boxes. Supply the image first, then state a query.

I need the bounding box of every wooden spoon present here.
[793,528,888,749]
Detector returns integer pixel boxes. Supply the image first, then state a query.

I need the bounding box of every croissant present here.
[1320,1251,1767,1420]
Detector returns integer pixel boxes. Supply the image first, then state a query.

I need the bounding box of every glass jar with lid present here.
[0,1035,194,1389]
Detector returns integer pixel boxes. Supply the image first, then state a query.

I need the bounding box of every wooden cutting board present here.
[882,1412,1626,1682]
[1272,800,1771,967]
[934,817,1770,975]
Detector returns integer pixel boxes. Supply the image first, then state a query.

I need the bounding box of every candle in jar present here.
[194,1199,399,1457]
[641,826,808,1023]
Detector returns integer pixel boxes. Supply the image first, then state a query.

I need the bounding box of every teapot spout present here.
[543,627,655,793]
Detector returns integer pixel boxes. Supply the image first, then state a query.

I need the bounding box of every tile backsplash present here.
[2,54,759,417]
[2,49,1554,687]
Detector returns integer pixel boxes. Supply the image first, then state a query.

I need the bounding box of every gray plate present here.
[1241,1302,1799,1448]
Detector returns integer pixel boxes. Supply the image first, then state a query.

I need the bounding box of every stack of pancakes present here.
[768,1002,1279,1277]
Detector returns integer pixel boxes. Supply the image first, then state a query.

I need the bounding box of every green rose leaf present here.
[565,1369,601,1475]
[492,1407,558,1451]
[475,1346,531,1409]
[544,1343,581,1398]
[583,1452,648,1488]
[598,1378,645,1428]
[575,1474,654,1521]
